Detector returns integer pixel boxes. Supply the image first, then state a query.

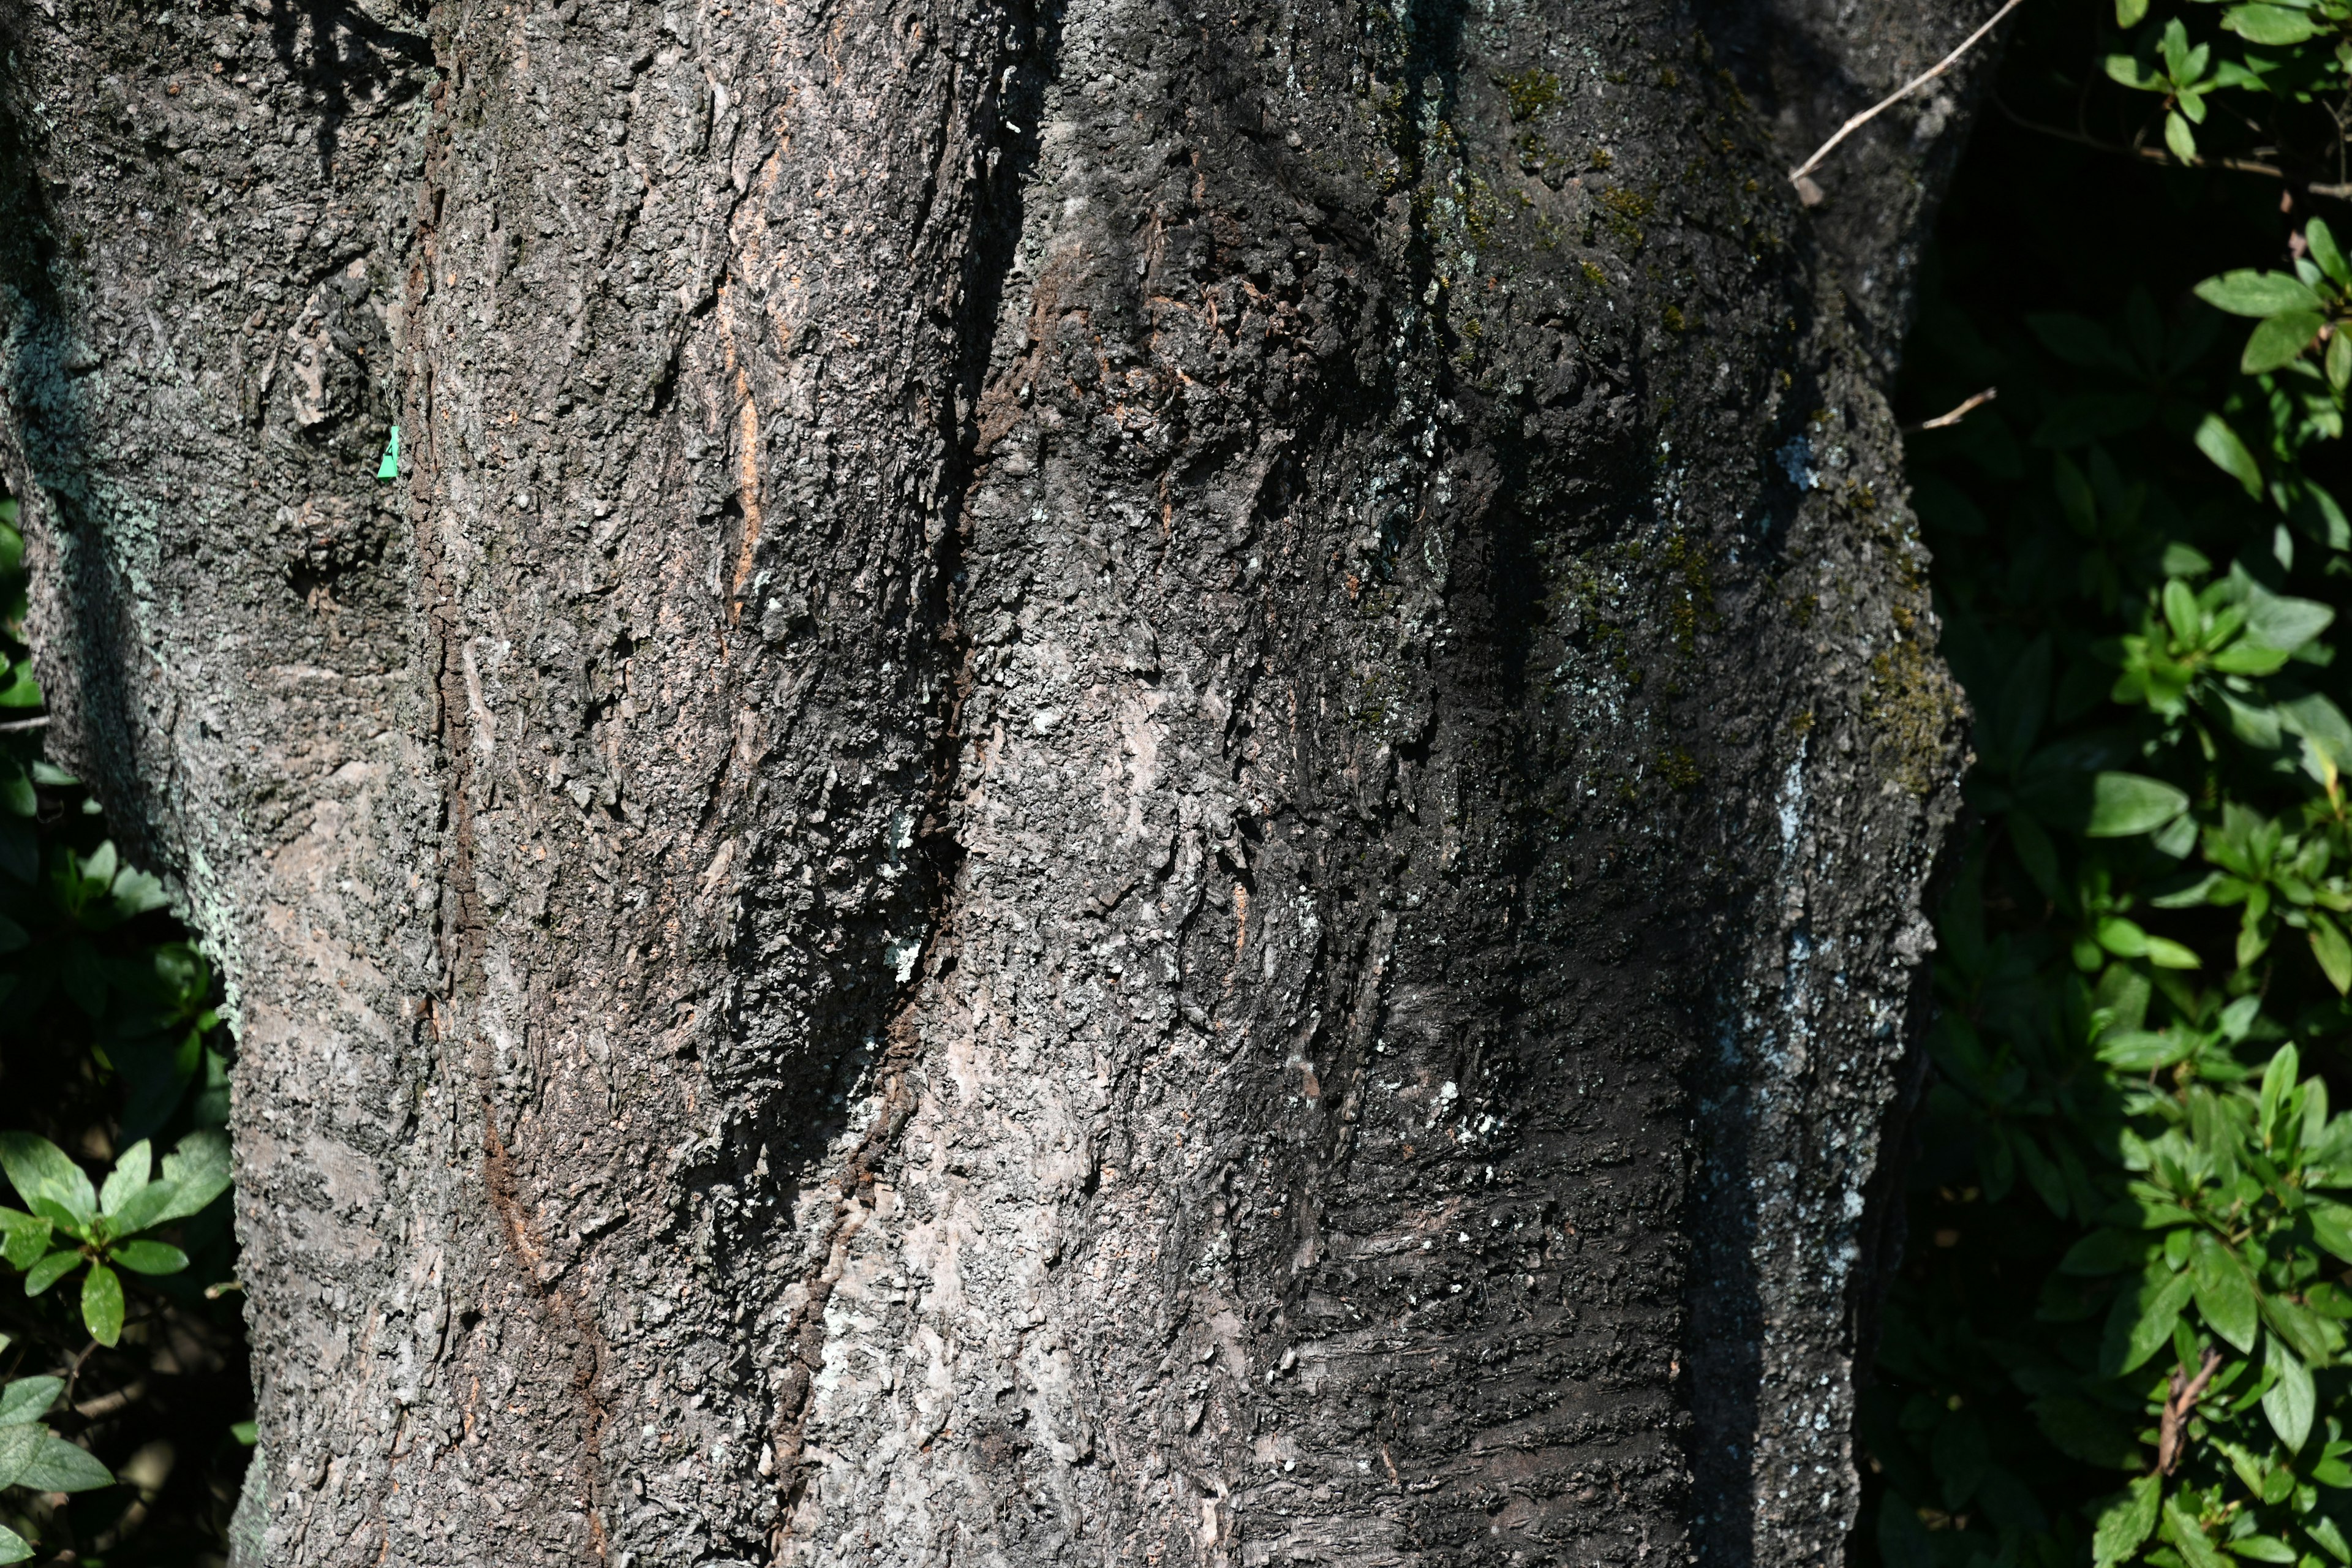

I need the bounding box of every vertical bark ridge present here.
[0,0,1966,1562]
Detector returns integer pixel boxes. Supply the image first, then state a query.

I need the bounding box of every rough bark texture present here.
[0,0,1979,1562]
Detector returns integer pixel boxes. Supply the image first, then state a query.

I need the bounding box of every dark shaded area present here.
[1855,4,2352,1566]
[265,0,432,179]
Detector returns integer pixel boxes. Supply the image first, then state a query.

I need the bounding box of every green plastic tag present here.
[375,426,399,481]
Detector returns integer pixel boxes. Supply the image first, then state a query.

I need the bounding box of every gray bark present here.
[0,0,1978,1563]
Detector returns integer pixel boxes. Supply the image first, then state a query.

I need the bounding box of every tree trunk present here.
[0,0,1976,1561]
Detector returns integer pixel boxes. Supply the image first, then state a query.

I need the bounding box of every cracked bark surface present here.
[0,0,1977,1562]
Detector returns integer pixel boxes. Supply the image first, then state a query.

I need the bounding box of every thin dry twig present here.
[1790,0,2029,194]
[1910,386,1998,432]
[1992,91,2352,198]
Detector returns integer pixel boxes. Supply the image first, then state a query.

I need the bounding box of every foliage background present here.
[1860,4,2352,1568]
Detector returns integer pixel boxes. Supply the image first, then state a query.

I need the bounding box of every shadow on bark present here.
[263,0,431,182]
[0,74,162,875]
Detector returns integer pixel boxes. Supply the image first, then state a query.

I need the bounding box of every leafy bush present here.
[1861,5,2352,1568]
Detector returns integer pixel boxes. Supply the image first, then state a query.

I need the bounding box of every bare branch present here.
[1791,0,2029,189]
[1909,387,1997,432]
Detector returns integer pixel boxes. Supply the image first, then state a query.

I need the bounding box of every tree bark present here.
[0,0,1975,1562]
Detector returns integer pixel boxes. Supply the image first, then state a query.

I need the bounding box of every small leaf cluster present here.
[0,1344,113,1564]
[0,1133,229,1350]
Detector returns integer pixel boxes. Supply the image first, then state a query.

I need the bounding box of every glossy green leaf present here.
[0,1134,93,1229]
[2244,586,2336,652]
[0,1378,59,1429]
[2191,1232,2261,1352]
[2224,2,2324,43]
[2312,1199,2352,1263]
[2245,310,2327,373]
[2199,271,2326,317]
[0,1523,34,1564]
[0,1425,42,1491]
[0,1210,48,1273]
[2165,1495,2232,1568]
[79,1261,121,1348]
[152,1129,231,1223]
[2095,1474,2162,1567]
[2198,413,2265,496]
[96,1139,149,1219]
[108,1240,186,1276]
[2086,772,2192,837]
[2265,1333,2316,1450]
[17,1433,111,1493]
[2166,110,2199,164]
[2106,1265,2196,1374]
[22,1250,75,1297]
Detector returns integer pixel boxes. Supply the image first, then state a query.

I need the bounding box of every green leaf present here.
[0,662,39,710]
[2165,1495,2232,1568]
[2063,1229,2154,1275]
[0,1210,49,1272]
[0,1378,59,1428]
[0,1134,93,1229]
[2213,638,2295,676]
[0,1425,41,1491]
[2264,1332,2316,1450]
[2262,1043,2302,1138]
[2086,772,2192,837]
[2166,110,2199,164]
[104,1176,181,1238]
[230,1419,257,1445]
[2317,221,2352,288]
[2198,414,2265,497]
[108,1240,186,1276]
[2199,271,2325,318]
[17,1433,112,1493]
[2312,1199,2352,1262]
[2106,1265,2196,1374]
[2225,2,2324,43]
[2033,1395,2144,1468]
[152,1129,230,1224]
[22,1250,77,1298]
[2117,0,2150,24]
[97,1140,149,1219]
[2314,917,2352,993]
[2245,310,2326,373]
[0,1523,34,1564]
[79,1262,121,1348]
[2099,1030,2195,1072]
[2260,1291,2338,1363]
[2191,1232,2261,1352]
[0,760,31,820]
[2244,586,2336,652]
[2095,1475,2162,1567]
